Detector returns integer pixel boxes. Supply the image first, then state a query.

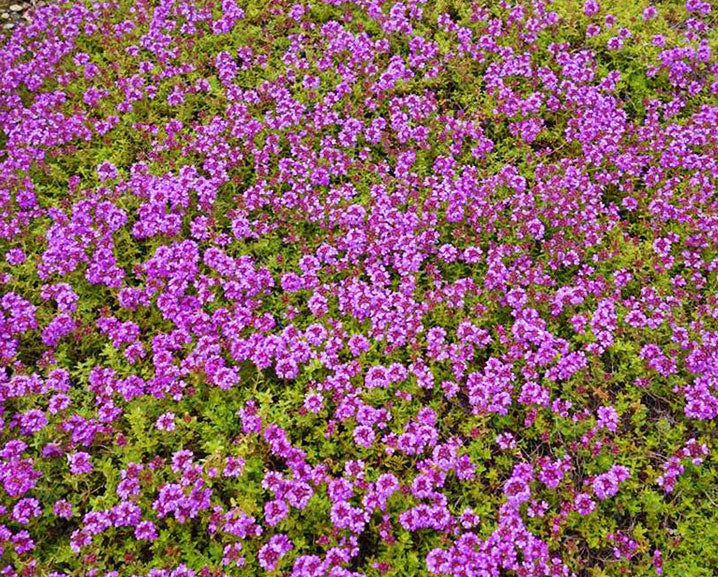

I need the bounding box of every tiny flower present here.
[264,499,289,527]
[459,508,480,528]
[280,272,303,293]
[353,425,376,449]
[527,218,545,240]
[573,493,596,516]
[68,452,93,475]
[607,36,624,50]
[586,23,601,37]
[53,499,73,519]
[642,5,658,20]
[12,530,34,554]
[48,393,71,414]
[12,498,42,524]
[257,534,292,571]
[155,412,176,432]
[97,161,118,181]
[134,520,158,541]
[596,406,619,432]
[496,432,517,450]
[584,0,600,16]
[224,456,246,477]
[622,196,638,211]
[5,248,25,266]
[303,392,324,413]
[653,548,663,575]
[506,289,527,309]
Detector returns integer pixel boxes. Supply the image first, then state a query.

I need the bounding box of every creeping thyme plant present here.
[0,0,717,575]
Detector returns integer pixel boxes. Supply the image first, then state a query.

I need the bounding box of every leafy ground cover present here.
[0,0,717,575]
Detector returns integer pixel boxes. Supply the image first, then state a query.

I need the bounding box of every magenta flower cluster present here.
[0,0,716,575]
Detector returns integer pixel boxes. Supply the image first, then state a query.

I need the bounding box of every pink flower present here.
[596,406,619,432]
[303,392,324,413]
[155,412,176,432]
[586,23,601,37]
[574,493,596,516]
[12,498,41,524]
[496,432,517,450]
[653,548,663,575]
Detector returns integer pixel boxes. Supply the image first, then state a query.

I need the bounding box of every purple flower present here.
[155,412,176,432]
[5,248,26,266]
[584,0,600,16]
[292,555,325,577]
[68,452,93,475]
[97,161,118,181]
[257,534,293,571]
[573,493,597,516]
[596,406,619,432]
[281,272,303,293]
[264,499,289,527]
[12,498,42,524]
[496,432,517,450]
[653,548,664,575]
[53,499,73,519]
[303,392,324,413]
[592,465,630,500]
[135,520,158,541]
[353,425,376,448]
[12,530,35,554]
[19,409,48,435]
[607,36,624,50]
[223,456,246,477]
[643,5,658,20]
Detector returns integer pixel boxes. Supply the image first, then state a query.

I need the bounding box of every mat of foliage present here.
[0,0,717,575]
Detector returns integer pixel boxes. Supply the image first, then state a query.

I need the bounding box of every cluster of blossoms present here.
[656,438,709,493]
[0,0,717,575]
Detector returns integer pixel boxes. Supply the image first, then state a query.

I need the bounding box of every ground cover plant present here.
[0,0,717,575]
